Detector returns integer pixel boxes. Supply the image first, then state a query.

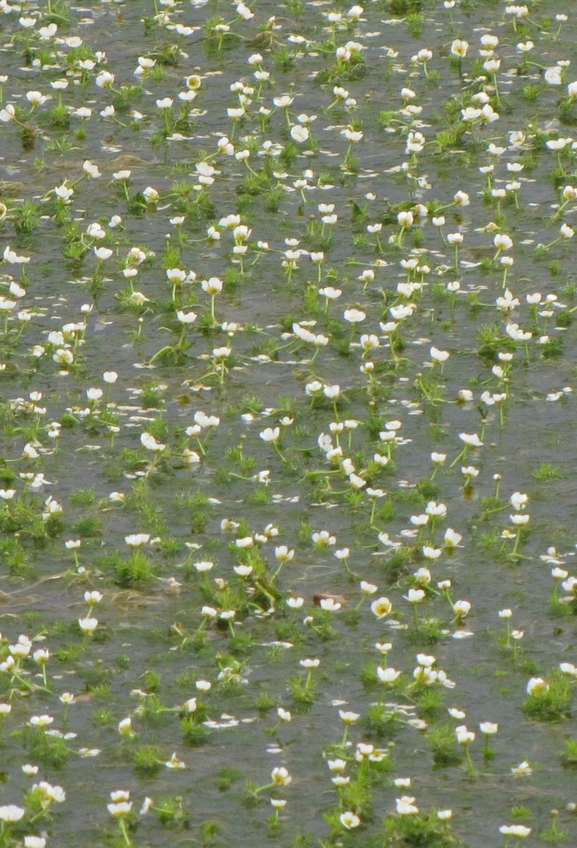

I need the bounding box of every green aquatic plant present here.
[523,671,572,722]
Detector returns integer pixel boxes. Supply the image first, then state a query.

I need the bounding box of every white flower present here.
[444,528,462,548]
[275,546,294,563]
[140,433,165,452]
[87,223,106,241]
[396,796,419,815]
[30,715,54,728]
[455,725,475,744]
[24,837,47,848]
[236,1,253,19]
[85,591,103,604]
[0,104,15,123]
[290,125,309,143]
[22,765,39,776]
[344,309,366,324]
[499,825,531,838]
[0,806,25,822]
[83,160,101,178]
[510,514,529,526]
[166,266,188,285]
[271,766,292,786]
[544,66,562,85]
[526,677,549,695]
[450,39,469,57]
[33,649,49,664]
[259,427,280,443]
[202,276,223,294]
[143,186,159,204]
[511,761,532,776]
[78,618,98,634]
[340,811,360,829]
[319,598,341,611]
[125,533,150,547]
[95,71,115,88]
[377,667,401,683]
[480,34,499,50]
[459,433,483,448]
[430,347,449,363]
[33,781,66,803]
[312,530,336,546]
[338,710,360,723]
[371,597,392,618]
[108,801,132,817]
[349,473,366,489]
[510,491,528,510]
[300,658,320,669]
[405,589,426,604]
[118,718,133,736]
[54,184,73,201]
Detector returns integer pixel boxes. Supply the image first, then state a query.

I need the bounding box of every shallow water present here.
[1,0,577,846]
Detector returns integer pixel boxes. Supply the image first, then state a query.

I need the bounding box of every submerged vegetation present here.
[0,0,576,846]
